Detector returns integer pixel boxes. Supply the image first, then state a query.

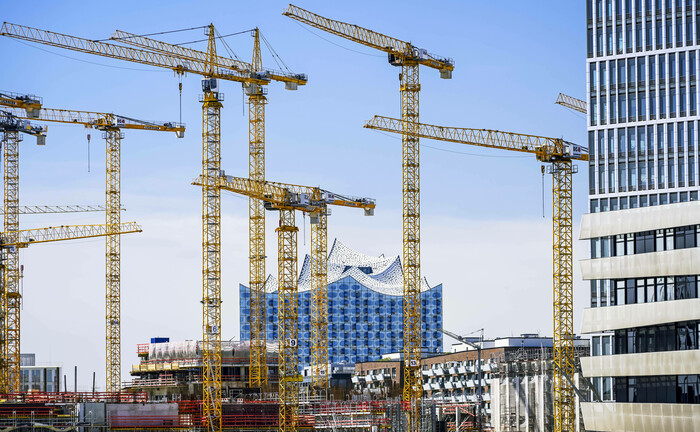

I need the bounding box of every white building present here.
[582,1,700,430]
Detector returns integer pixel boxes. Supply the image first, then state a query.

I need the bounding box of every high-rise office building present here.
[240,240,443,367]
[581,1,700,430]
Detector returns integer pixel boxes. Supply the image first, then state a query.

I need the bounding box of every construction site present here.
[0,3,596,432]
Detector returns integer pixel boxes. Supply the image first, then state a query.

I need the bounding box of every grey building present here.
[20,353,61,392]
[582,1,700,430]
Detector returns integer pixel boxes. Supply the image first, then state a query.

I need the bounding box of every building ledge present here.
[581,350,700,378]
[580,200,700,240]
[581,402,700,432]
[581,299,700,333]
[580,248,700,280]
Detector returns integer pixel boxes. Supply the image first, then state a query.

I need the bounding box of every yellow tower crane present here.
[364,115,588,432]
[282,7,453,427]
[0,109,46,392]
[0,23,306,430]
[109,27,307,390]
[555,93,588,114]
[194,174,375,432]
[0,101,184,394]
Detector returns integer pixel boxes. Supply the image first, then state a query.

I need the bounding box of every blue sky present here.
[1,1,587,388]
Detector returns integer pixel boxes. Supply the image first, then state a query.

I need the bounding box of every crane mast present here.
[247,28,268,390]
[364,115,586,432]
[2,130,20,394]
[0,105,46,393]
[277,208,298,432]
[310,209,328,389]
[200,24,223,432]
[283,8,452,429]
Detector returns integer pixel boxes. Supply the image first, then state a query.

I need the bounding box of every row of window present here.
[589,57,700,126]
[590,275,699,307]
[618,275,698,304]
[614,320,699,353]
[588,126,699,195]
[241,321,441,333]
[590,0,697,23]
[241,307,442,324]
[588,0,700,58]
[591,51,697,89]
[614,374,700,403]
[590,225,698,258]
[590,123,698,160]
[590,191,697,212]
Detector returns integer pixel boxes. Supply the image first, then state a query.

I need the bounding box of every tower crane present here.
[555,93,587,114]
[364,115,588,432]
[0,109,46,392]
[194,174,374,432]
[282,7,453,427]
[1,22,306,430]
[0,99,184,395]
[109,27,307,390]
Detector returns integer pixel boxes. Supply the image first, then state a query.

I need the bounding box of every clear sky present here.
[0,1,587,390]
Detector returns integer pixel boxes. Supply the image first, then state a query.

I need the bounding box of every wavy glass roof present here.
[261,239,436,295]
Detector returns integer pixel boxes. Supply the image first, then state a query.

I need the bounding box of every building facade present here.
[583,1,700,430]
[240,240,443,367]
[351,336,590,432]
[20,353,61,393]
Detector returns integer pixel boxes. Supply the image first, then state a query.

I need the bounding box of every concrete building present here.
[583,1,700,430]
[239,240,443,367]
[20,353,61,393]
[351,335,590,431]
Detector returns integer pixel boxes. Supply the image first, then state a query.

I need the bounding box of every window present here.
[619,162,627,190]
[671,53,677,78]
[630,162,637,190]
[620,59,627,84]
[675,225,697,249]
[679,122,685,151]
[635,230,655,253]
[680,52,686,78]
[671,87,677,115]
[660,53,666,81]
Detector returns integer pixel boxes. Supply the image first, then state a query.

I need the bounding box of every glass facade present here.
[585,0,700,413]
[240,280,443,367]
[587,0,700,213]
